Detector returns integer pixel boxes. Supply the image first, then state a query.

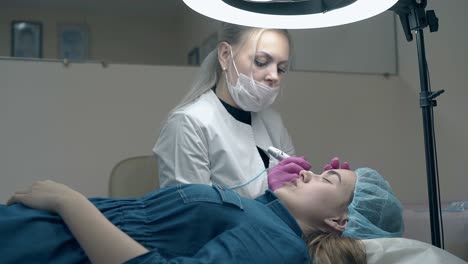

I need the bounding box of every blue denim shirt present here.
[124,184,310,264]
[0,184,310,264]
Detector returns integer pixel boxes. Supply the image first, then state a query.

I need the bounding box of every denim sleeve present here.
[124,225,309,264]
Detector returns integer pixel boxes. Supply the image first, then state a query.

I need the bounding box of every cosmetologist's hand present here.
[6,180,83,213]
[268,156,312,191]
[323,157,351,171]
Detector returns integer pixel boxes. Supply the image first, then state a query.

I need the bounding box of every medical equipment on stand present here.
[267,146,290,161]
[268,146,313,172]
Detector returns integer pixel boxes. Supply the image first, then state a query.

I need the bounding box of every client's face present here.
[274,169,357,231]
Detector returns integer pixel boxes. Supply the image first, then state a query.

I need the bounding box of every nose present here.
[299,170,320,183]
[265,66,280,86]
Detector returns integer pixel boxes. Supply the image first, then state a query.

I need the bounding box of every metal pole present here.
[410,3,445,248]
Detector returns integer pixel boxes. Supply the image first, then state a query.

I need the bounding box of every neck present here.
[216,75,239,109]
[298,220,319,236]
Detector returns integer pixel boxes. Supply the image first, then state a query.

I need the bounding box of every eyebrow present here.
[325,170,342,183]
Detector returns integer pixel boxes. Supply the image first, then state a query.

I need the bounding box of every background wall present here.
[1,59,422,202]
[290,11,397,74]
[0,0,467,259]
[0,61,194,198]
[0,1,397,74]
[0,6,187,65]
[397,0,468,205]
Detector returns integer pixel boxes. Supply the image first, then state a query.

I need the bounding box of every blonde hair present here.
[305,232,366,264]
[169,23,291,114]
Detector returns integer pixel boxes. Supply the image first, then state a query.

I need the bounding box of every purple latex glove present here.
[268,156,312,191]
[323,157,351,171]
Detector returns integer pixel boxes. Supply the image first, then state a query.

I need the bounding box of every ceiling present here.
[0,0,186,17]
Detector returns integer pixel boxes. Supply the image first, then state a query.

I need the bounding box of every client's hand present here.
[268,156,312,191]
[323,157,351,171]
[6,180,83,213]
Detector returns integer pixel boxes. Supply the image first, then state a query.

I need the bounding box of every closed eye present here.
[254,52,289,75]
[325,170,342,183]
[254,59,268,67]
[277,66,287,74]
[322,177,332,184]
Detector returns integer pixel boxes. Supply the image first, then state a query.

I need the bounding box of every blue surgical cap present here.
[342,167,404,239]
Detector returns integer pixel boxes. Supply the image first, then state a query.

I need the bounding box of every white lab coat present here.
[153,90,295,198]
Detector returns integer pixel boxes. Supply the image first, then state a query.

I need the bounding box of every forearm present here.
[57,194,148,264]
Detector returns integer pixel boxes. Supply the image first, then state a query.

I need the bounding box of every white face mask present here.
[225,48,280,112]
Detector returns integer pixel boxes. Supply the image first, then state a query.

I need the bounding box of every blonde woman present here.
[2,167,360,264]
[154,23,336,198]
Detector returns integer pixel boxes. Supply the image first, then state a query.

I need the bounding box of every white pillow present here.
[362,238,467,264]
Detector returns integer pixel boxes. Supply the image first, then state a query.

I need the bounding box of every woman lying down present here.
[0,158,403,264]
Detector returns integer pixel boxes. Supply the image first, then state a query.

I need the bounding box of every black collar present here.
[212,87,252,125]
